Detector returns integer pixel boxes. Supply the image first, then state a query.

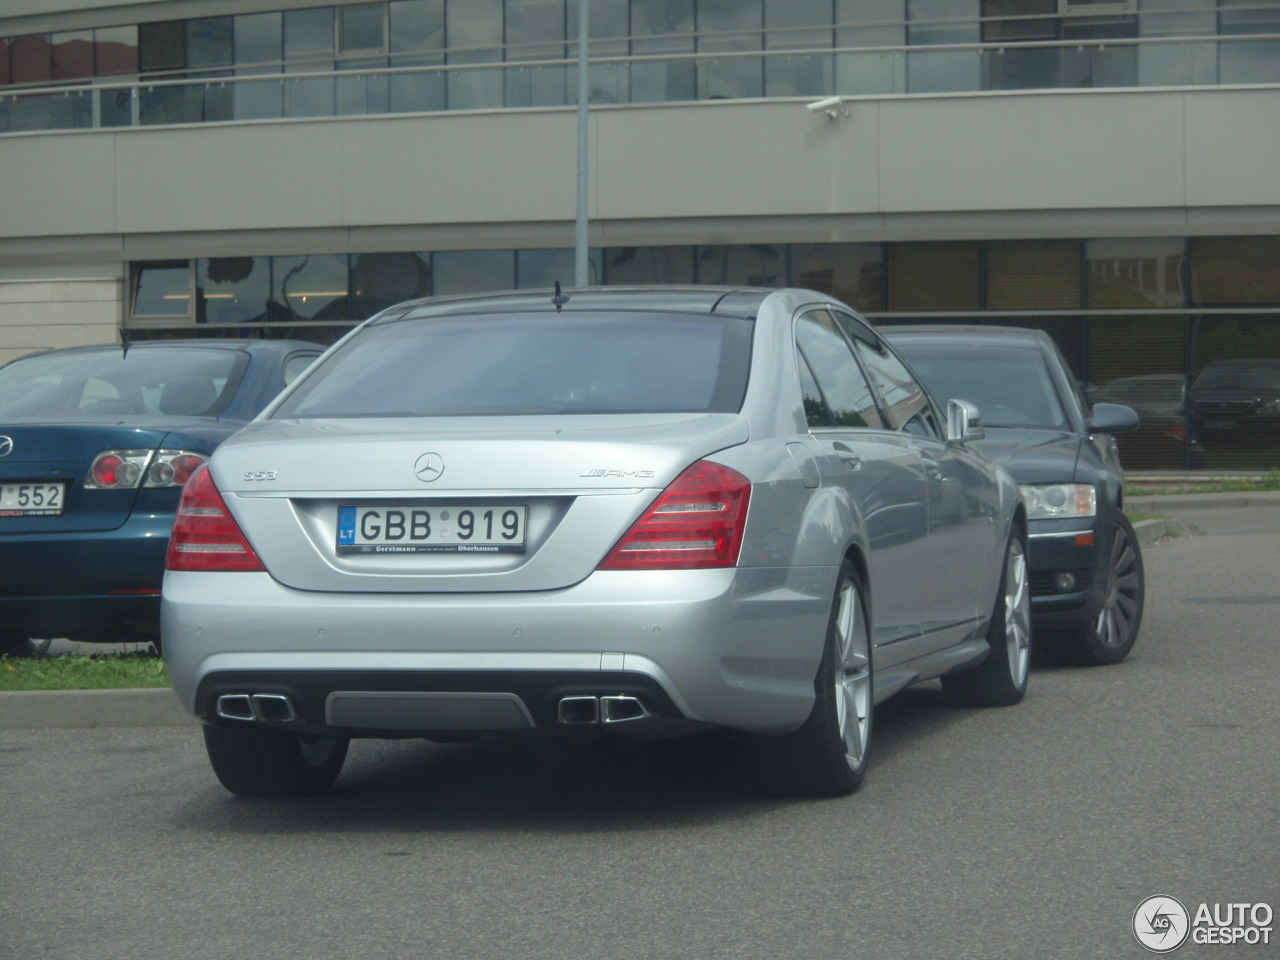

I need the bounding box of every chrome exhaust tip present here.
[216,694,256,721]
[250,693,299,723]
[599,695,651,724]
[557,695,600,725]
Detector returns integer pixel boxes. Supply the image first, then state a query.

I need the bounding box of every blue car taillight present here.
[85,449,208,490]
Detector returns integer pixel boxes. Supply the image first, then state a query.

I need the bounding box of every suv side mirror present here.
[946,399,985,443]
[1087,402,1140,435]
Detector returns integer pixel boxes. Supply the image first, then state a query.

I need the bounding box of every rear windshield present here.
[891,341,1071,431]
[273,312,752,417]
[0,347,246,418]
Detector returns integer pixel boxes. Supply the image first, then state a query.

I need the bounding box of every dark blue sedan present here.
[885,325,1145,666]
[0,339,323,654]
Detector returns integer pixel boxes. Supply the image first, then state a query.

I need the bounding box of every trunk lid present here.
[211,413,750,593]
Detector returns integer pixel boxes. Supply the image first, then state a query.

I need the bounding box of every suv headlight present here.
[1019,483,1096,520]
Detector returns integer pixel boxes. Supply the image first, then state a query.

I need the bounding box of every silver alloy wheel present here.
[834,576,872,771]
[1004,537,1032,686]
[1095,521,1141,648]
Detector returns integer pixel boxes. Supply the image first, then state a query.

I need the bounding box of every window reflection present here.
[198,257,271,324]
[271,254,349,322]
[1086,238,1184,309]
[434,249,515,294]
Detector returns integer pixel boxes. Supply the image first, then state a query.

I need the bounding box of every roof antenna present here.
[552,280,570,312]
[120,323,130,359]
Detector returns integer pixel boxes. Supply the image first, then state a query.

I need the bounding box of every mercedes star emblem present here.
[414,452,445,482]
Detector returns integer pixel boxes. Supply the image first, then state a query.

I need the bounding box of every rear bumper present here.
[0,513,171,641]
[161,565,834,737]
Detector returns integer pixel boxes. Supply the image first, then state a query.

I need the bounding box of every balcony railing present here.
[1,30,1277,134]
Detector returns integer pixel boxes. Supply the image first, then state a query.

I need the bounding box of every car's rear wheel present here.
[1041,514,1145,666]
[202,723,349,798]
[942,528,1031,707]
[756,559,873,797]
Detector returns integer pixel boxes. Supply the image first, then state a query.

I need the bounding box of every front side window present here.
[850,332,938,437]
[274,311,752,417]
[795,310,883,429]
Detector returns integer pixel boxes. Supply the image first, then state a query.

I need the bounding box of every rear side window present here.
[274,311,752,417]
[0,347,245,418]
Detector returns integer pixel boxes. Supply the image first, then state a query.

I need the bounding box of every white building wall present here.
[0,279,122,365]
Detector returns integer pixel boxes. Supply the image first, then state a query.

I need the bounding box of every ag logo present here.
[1133,896,1190,953]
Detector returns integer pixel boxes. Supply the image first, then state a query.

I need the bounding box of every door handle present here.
[832,442,862,471]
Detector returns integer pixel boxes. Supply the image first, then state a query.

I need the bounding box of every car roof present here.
[376,286,775,324]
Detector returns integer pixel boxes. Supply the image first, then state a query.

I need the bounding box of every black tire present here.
[942,528,1031,708]
[756,560,874,797]
[1040,514,1145,666]
[202,723,349,798]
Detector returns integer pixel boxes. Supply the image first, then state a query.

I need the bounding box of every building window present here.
[197,257,271,324]
[697,0,764,99]
[340,4,388,54]
[791,243,885,313]
[352,252,432,315]
[271,254,349,322]
[94,26,139,77]
[132,262,193,319]
[434,249,516,295]
[604,246,696,284]
[696,244,783,286]
[987,239,1082,309]
[1190,236,1280,307]
[1086,238,1184,308]
[888,241,981,310]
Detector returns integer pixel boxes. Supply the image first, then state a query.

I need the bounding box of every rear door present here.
[794,309,928,648]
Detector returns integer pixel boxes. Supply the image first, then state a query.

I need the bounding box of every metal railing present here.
[1,30,1277,135]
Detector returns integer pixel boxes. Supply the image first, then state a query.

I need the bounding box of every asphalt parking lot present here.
[1,491,1276,960]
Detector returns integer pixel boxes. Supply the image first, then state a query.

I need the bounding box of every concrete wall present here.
[0,280,121,366]
[2,87,1277,263]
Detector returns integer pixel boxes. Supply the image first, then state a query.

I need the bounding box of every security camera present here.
[806,96,846,119]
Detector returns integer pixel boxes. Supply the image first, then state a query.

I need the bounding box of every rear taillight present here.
[86,449,208,490]
[598,460,751,571]
[166,466,265,573]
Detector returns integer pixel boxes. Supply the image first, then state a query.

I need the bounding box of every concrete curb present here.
[2,490,1274,730]
[0,687,197,729]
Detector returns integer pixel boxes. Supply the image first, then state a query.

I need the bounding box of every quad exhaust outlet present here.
[216,693,299,723]
[557,695,651,725]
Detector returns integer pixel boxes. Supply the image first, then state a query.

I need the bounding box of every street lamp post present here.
[574,0,590,288]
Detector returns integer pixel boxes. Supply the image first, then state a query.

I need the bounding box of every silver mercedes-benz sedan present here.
[162,287,1028,799]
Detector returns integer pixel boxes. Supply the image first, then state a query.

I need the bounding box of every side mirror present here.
[1087,402,1140,435]
[946,398,985,443]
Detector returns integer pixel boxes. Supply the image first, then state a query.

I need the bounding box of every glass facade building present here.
[2,0,1278,471]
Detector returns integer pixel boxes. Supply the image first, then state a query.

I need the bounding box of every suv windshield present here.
[891,342,1071,430]
[274,312,753,417]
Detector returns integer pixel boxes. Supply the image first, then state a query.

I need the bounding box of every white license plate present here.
[0,482,65,516]
[336,504,527,554]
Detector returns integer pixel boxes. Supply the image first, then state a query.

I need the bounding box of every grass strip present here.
[0,651,168,692]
